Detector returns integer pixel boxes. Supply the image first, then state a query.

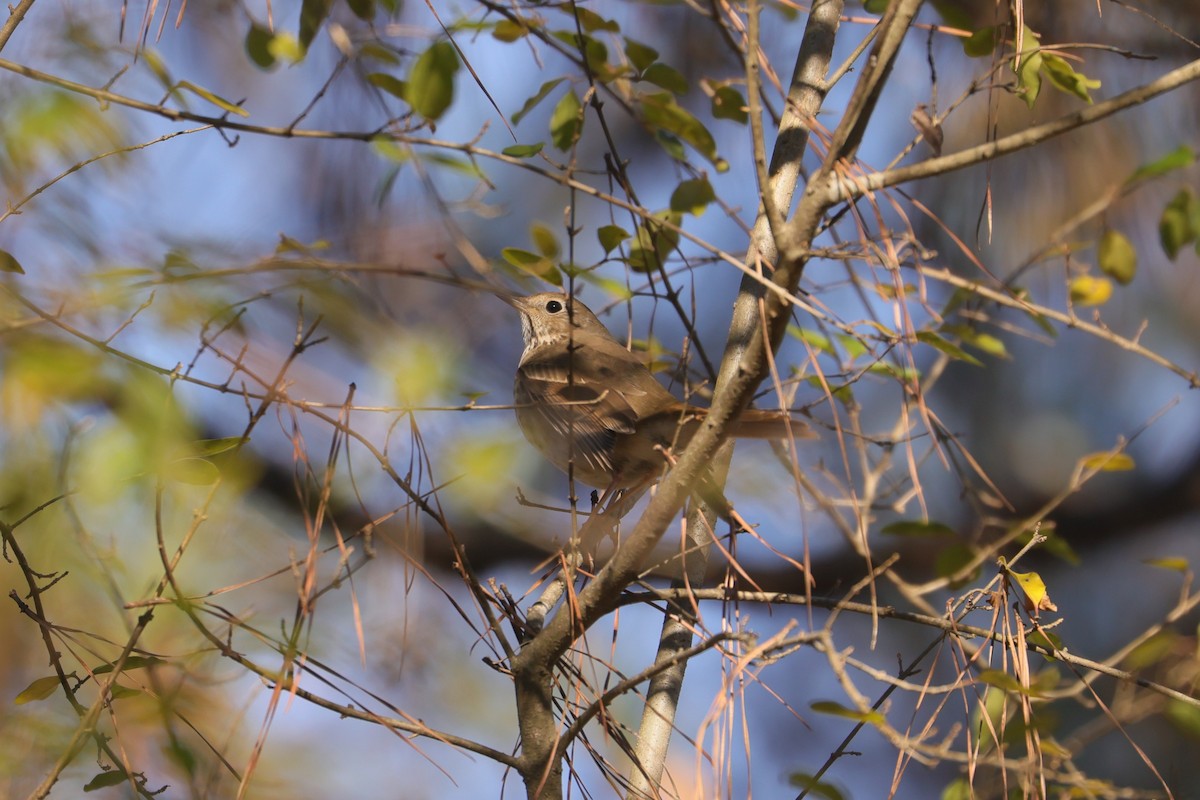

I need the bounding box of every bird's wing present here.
[517,348,640,435]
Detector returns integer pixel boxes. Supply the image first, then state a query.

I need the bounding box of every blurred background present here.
[0,0,1198,797]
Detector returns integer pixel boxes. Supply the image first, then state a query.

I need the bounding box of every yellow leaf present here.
[1008,568,1057,614]
[1069,275,1112,306]
[1079,452,1134,472]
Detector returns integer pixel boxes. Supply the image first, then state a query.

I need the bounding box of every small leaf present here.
[407,41,459,121]
[639,92,726,171]
[1125,631,1177,669]
[549,88,583,150]
[109,685,142,700]
[915,331,983,366]
[512,78,564,125]
[1129,145,1195,184]
[1166,699,1200,739]
[15,676,60,704]
[863,0,888,12]
[1143,556,1189,572]
[166,457,220,485]
[1026,628,1063,654]
[245,23,277,69]
[1007,567,1057,614]
[347,0,375,21]
[1042,54,1100,103]
[597,225,630,254]
[810,701,885,725]
[787,772,846,800]
[936,543,980,588]
[962,27,996,58]
[1097,230,1136,285]
[572,6,619,33]
[83,771,129,792]
[175,81,250,117]
[1078,451,1134,472]
[0,249,25,274]
[669,177,715,216]
[93,656,167,675]
[881,520,957,538]
[501,248,561,285]
[298,0,334,50]
[977,669,1026,693]
[502,142,544,158]
[371,135,410,163]
[711,85,748,124]
[625,39,658,72]
[367,72,407,99]
[1068,275,1112,306]
[267,31,304,65]
[1013,26,1043,109]
[492,19,527,42]
[641,63,689,95]
[1159,189,1197,260]
[530,222,560,259]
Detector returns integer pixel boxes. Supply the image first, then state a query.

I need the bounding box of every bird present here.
[504,291,812,508]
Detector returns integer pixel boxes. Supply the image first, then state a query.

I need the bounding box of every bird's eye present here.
[545,300,563,313]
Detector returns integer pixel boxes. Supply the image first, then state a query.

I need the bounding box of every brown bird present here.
[505,292,812,506]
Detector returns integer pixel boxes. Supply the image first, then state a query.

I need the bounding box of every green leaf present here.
[597,225,629,254]
[668,177,715,216]
[977,669,1027,694]
[109,685,142,700]
[298,0,334,50]
[863,0,889,12]
[941,777,972,800]
[935,543,980,588]
[642,62,689,95]
[83,770,129,792]
[915,331,983,366]
[15,676,60,704]
[639,92,727,171]
[1125,631,1177,669]
[1026,628,1063,653]
[1143,556,1189,572]
[881,520,957,538]
[962,26,996,57]
[407,41,459,121]
[492,19,527,42]
[1013,27,1043,109]
[530,221,560,259]
[371,135,410,163]
[502,142,544,158]
[175,81,249,117]
[1042,54,1100,103]
[245,23,277,69]
[1160,189,1197,260]
[367,72,407,99]
[550,88,583,150]
[1068,275,1113,306]
[0,249,25,274]
[627,212,681,273]
[1166,699,1200,739]
[787,772,846,800]
[1129,145,1195,184]
[571,6,619,33]
[512,78,565,125]
[1097,230,1136,285]
[711,85,748,124]
[347,0,375,21]
[93,656,167,675]
[501,248,561,285]
[625,38,658,72]
[940,324,1009,359]
[809,700,885,725]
